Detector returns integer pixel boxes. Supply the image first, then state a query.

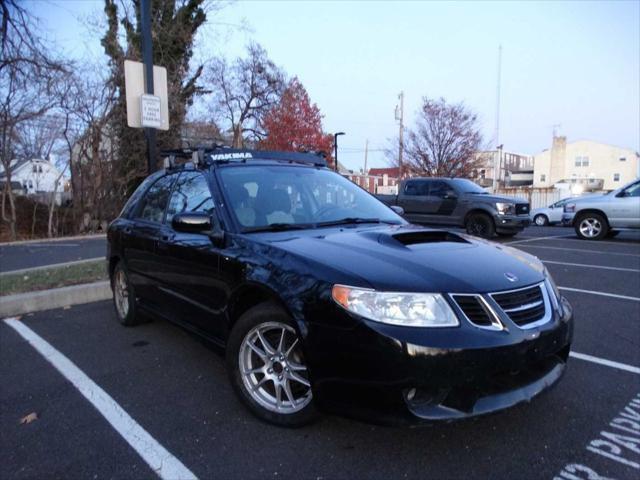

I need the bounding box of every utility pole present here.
[363,139,369,174]
[493,45,502,192]
[396,91,404,178]
[141,0,156,174]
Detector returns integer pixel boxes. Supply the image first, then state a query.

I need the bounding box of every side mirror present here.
[390,205,405,216]
[172,212,212,233]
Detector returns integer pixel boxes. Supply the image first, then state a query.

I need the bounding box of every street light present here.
[333,132,345,172]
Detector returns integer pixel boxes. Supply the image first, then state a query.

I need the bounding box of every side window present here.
[623,182,640,198]
[165,172,215,224]
[135,175,175,223]
[428,181,449,198]
[404,181,427,196]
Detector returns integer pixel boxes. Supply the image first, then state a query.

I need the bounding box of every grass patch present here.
[0,260,108,296]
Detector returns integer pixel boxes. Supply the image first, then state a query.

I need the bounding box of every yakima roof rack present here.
[160,145,328,169]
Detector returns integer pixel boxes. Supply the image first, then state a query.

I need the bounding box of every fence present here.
[494,187,563,209]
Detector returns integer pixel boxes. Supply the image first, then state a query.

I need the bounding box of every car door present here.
[611,181,640,227]
[397,180,429,222]
[548,200,564,223]
[424,180,459,224]
[124,174,177,306]
[156,171,228,339]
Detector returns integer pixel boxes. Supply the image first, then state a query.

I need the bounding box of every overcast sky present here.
[28,0,640,171]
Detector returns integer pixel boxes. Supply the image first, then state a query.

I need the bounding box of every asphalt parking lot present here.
[1,226,639,479]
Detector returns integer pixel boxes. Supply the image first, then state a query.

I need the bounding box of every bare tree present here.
[390,97,485,178]
[0,0,68,239]
[206,43,286,148]
[59,67,119,232]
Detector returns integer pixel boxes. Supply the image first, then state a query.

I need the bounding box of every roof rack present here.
[160,145,328,169]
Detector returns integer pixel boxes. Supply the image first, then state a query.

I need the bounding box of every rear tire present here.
[111,261,142,326]
[465,213,496,239]
[226,302,318,427]
[574,212,608,240]
[534,214,549,226]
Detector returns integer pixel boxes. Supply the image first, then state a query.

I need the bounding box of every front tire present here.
[111,261,142,326]
[226,302,318,427]
[575,212,608,240]
[534,214,548,226]
[465,213,496,239]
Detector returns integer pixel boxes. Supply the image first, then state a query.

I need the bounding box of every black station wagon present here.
[107,147,573,427]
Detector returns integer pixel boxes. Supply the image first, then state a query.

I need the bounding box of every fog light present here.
[406,388,417,401]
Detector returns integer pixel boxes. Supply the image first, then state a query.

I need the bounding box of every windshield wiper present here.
[316,217,399,227]
[244,223,312,233]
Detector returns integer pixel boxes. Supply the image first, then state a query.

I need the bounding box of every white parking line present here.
[518,244,640,257]
[3,317,198,480]
[558,286,640,302]
[505,234,574,245]
[545,237,640,248]
[570,351,640,375]
[543,260,640,272]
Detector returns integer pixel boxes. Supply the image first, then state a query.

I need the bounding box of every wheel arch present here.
[464,208,495,226]
[227,282,295,333]
[108,255,121,282]
[573,208,609,226]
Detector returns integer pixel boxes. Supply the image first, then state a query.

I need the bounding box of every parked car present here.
[530,198,572,226]
[107,147,573,427]
[563,179,640,240]
[376,178,531,238]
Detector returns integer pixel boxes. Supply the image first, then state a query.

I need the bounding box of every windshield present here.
[450,178,488,194]
[218,165,406,231]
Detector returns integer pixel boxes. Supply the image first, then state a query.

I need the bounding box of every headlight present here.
[564,203,576,213]
[332,285,459,327]
[495,202,515,215]
[544,268,562,309]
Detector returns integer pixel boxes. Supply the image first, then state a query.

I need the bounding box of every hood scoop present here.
[390,230,469,246]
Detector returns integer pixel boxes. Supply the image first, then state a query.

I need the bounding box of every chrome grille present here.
[451,295,503,330]
[490,283,548,327]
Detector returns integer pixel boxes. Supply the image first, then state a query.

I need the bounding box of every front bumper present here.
[494,214,531,233]
[304,294,573,425]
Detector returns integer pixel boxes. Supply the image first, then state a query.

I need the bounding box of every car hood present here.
[250,225,545,294]
[568,193,610,204]
[461,193,528,204]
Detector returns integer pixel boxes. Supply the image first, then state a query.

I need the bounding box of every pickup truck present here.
[376,177,531,238]
[562,178,640,240]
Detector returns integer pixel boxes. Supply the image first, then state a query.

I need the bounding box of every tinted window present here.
[623,182,640,197]
[404,181,427,196]
[428,181,450,198]
[219,165,404,229]
[136,175,175,223]
[166,172,215,224]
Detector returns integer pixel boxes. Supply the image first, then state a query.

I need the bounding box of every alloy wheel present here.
[535,215,547,226]
[114,269,129,319]
[579,218,602,238]
[239,322,312,414]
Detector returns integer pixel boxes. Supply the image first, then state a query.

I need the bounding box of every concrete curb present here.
[0,233,106,247]
[0,257,105,277]
[0,281,111,317]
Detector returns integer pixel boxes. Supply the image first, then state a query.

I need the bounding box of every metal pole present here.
[141,0,156,174]
[398,91,404,178]
[333,132,344,172]
[364,139,368,173]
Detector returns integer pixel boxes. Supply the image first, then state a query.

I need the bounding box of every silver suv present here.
[563,179,640,240]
